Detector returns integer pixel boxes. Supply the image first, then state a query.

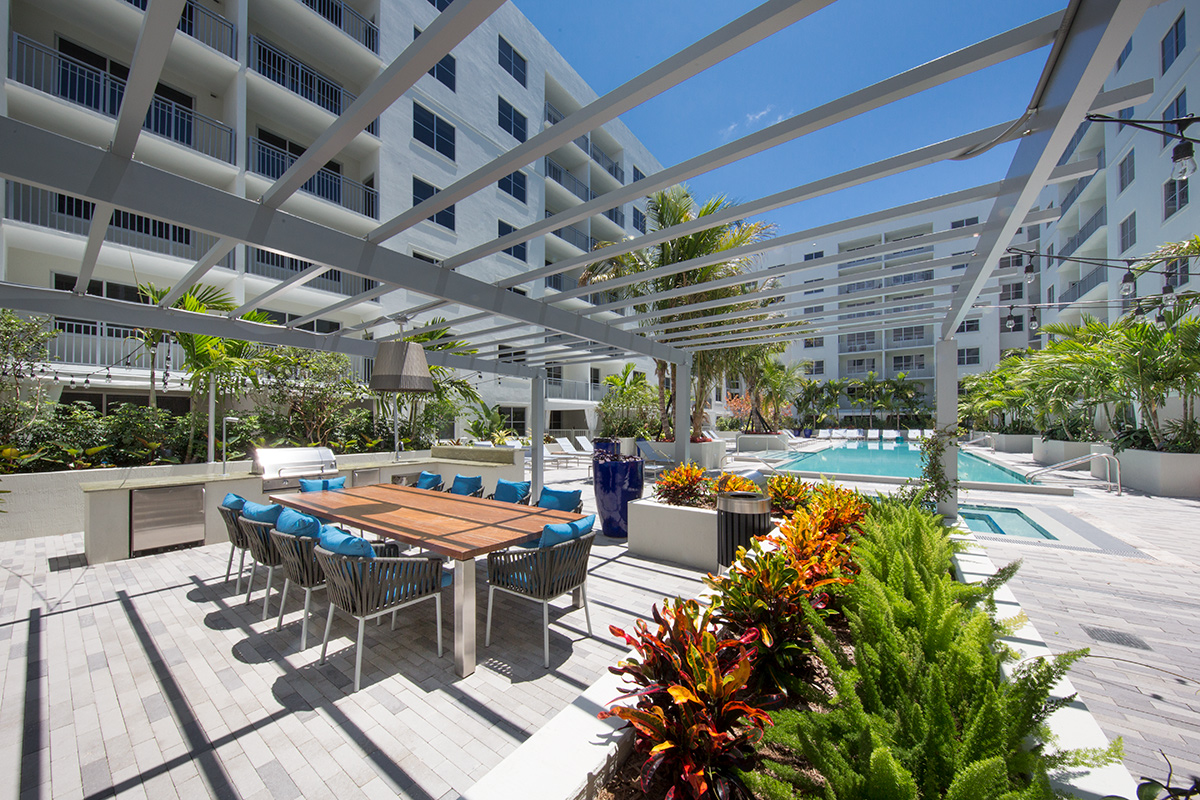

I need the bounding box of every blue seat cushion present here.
[241,501,282,524]
[448,474,483,496]
[299,476,347,492]
[276,508,320,538]
[538,514,595,548]
[537,487,582,512]
[318,525,374,558]
[493,479,531,504]
[414,471,442,490]
[221,492,246,511]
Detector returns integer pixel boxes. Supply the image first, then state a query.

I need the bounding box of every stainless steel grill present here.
[253,446,338,492]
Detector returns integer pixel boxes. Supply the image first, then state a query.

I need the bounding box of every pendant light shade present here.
[369,340,434,393]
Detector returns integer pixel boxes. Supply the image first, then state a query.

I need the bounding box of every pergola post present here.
[934,338,959,520]
[207,374,216,463]
[531,375,545,499]
[674,359,691,465]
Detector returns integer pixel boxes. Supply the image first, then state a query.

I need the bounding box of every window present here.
[1118,150,1135,192]
[1164,178,1189,219]
[1162,12,1185,74]
[1163,90,1187,147]
[951,263,968,270]
[846,358,875,374]
[950,216,979,229]
[803,287,824,296]
[803,360,824,376]
[804,250,824,261]
[498,36,527,87]
[1118,106,1135,121]
[632,166,645,182]
[498,97,527,142]
[891,326,924,343]
[632,207,647,233]
[545,365,562,383]
[957,347,980,366]
[412,251,439,264]
[506,286,527,296]
[497,346,526,364]
[893,354,925,372]
[413,102,455,160]
[999,283,1024,301]
[497,406,526,435]
[1119,212,1137,252]
[412,177,455,230]
[498,170,527,203]
[957,318,980,333]
[590,368,600,387]
[998,255,1021,270]
[844,332,876,352]
[886,269,934,286]
[804,305,824,314]
[1047,285,1055,305]
[1165,257,1190,287]
[803,336,824,348]
[1117,37,1132,70]
[498,221,526,262]
[427,0,452,9]
[415,27,456,90]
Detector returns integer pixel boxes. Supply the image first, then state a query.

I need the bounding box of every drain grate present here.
[1082,626,1152,651]
[47,554,87,572]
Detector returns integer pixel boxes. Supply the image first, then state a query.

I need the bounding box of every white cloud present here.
[718,121,739,141]
[745,105,774,124]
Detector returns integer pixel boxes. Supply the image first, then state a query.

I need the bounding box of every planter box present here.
[1089,443,1114,481]
[736,433,788,452]
[690,440,727,470]
[1032,439,1093,470]
[1115,448,1200,497]
[627,498,718,572]
[993,433,1035,453]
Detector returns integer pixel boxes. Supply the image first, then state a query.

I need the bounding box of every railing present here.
[839,280,882,295]
[1057,120,1091,166]
[544,157,593,201]
[1027,453,1121,495]
[886,269,934,287]
[1058,205,1106,259]
[248,248,380,300]
[249,36,378,135]
[48,318,185,371]
[298,0,379,53]
[348,355,373,384]
[544,272,574,291]
[550,221,594,252]
[886,245,934,260]
[6,181,235,267]
[839,339,879,353]
[120,0,237,59]
[1059,149,1104,216]
[601,206,625,227]
[890,335,934,348]
[840,255,882,269]
[249,136,378,218]
[546,378,603,402]
[587,289,622,309]
[589,142,623,183]
[9,35,235,162]
[544,100,564,124]
[1057,265,1107,309]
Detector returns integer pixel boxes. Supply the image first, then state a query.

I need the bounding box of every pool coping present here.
[780,467,1075,495]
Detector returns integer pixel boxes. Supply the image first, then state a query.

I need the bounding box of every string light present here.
[1024,257,1037,284]
[1162,282,1176,308]
[1120,269,1137,298]
[1155,311,1168,331]
[1028,311,1040,332]
[1004,306,1017,330]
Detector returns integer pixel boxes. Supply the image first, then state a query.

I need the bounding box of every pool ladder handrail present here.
[960,433,995,450]
[1026,453,1121,495]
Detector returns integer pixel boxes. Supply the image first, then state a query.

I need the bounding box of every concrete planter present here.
[736,433,789,452]
[691,440,727,470]
[627,498,718,573]
[1089,443,1115,480]
[993,433,1035,453]
[1032,438,1094,470]
[1115,448,1200,497]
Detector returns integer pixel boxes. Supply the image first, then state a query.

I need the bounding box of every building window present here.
[413,102,455,160]
[846,358,875,374]
[1117,37,1132,70]
[957,318,980,333]
[803,336,824,348]
[998,255,1021,270]
[1164,178,1189,219]
[950,216,979,229]
[1119,212,1137,253]
[412,251,439,264]
[999,283,1023,301]
[507,286,527,296]
[804,250,824,261]
[1162,12,1185,75]
[632,207,647,233]
[497,221,526,262]
[498,36,527,87]
[497,346,526,364]
[632,166,645,183]
[951,262,968,270]
[891,326,924,343]
[1118,150,1135,192]
[498,170,527,203]
[1118,106,1135,121]
[590,368,600,387]
[957,347,980,366]
[1047,285,1055,305]
[892,354,925,372]
[804,305,825,314]
[497,406,526,435]
[498,97,527,142]
[1165,258,1190,287]
[427,0,452,9]
[412,178,455,230]
[415,28,455,90]
[1163,90,1187,147]
[804,360,824,376]
[844,332,876,352]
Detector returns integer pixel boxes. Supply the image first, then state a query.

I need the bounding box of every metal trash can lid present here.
[716,491,770,514]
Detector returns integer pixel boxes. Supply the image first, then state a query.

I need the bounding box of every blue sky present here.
[511,0,1067,236]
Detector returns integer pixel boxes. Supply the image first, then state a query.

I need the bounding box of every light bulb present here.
[1162,283,1177,308]
[1155,311,1168,331]
[1120,271,1136,298]
[70,378,76,389]
[1024,258,1036,284]
[1005,307,1016,330]
[1171,140,1197,181]
[84,378,90,388]
[1029,314,1040,332]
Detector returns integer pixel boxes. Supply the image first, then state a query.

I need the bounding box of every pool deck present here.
[1,453,1197,797]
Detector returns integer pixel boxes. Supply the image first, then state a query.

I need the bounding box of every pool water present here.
[959,506,1056,539]
[781,441,1029,485]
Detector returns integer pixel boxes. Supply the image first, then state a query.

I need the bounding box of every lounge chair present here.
[881,429,901,441]
[817,429,833,440]
[554,437,591,466]
[866,429,881,442]
[636,440,676,475]
[472,440,495,447]
[573,436,595,455]
[542,445,575,469]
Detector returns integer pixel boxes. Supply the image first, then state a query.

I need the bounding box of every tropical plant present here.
[259,347,369,446]
[766,474,811,518]
[713,472,759,494]
[464,401,518,444]
[653,462,712,508]
[793,378,827,430]
[0,310,58,443]
[598,362,658,438]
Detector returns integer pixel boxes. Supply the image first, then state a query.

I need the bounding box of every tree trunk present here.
[655,360,669,436]
[148,344,158,409]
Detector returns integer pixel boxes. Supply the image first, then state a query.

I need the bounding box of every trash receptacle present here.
[716,491,771,567]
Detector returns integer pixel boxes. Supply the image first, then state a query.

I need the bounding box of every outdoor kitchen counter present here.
[80,471,257,492]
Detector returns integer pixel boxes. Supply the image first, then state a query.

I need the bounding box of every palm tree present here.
[135,283,241,408]
[760,359,805,431]
[821,378,848,427]
[854,372,885,430]
[885,372,924,429]
[794,377,826,430]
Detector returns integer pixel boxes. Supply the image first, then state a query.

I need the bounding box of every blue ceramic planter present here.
[593,458,644,538]
[593,440,619,456]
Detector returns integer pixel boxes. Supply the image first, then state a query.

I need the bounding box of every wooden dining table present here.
[270,483,583,677]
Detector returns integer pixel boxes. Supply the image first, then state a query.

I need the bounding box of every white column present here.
[531,375,545,498]
[674,359,691,465]
[207,374,216,463]
[934,338,959,519]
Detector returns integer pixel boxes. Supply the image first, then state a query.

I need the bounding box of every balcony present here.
[297,0,379,53]
[1058,265,1107,309]
[889,334,934,348]
[839,280,882,296]
[6,181,235,267]
[49,318,185,370]
[249,36,378,135]
[546,378,604,402]
[9,35,236,163]
[839,255,882,270]
[601,206,625,227]
[1058,205,1106,259]
[543,102,591,151]
[589,142,623,183]
[249,136,378,218]
[1059,149,1104,216]
[886,245,934,261]
[548,221,594,252]
[120,0,237,59]
[544,157,593,202]
[544,272,576,291]
[248,248,381,300]
[839,339,880,354]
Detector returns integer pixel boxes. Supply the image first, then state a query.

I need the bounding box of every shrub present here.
[101,403,177,466]
[601,598,775,800]
[654,462,712,508]
[766,474,810,517]
[713,472,759,494]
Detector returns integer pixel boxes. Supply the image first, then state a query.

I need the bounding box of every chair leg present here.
[301,589,312,650]
[276,578,290,632]
[225,543,235,582]
[435,594,443,658]
[261,565,274,621]
[319,605,335,664]
[245,558,258,604]
[582,583,592,636]
[391,608,397,631]
[485,586,495,647]
[354,618,365,692]
[235,549,247,595]
[543,601,550,669]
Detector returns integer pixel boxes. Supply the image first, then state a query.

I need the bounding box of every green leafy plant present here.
[654,462,713,508]
[766,474,811,517]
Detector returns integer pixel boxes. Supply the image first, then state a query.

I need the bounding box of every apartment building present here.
[0,0,662,434]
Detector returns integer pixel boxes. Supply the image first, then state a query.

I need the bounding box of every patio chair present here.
[866,429,881,441]
[831,429,846,440]
[554,437,591,465]
[218,498,250,593]
[270,525,326,650]
[542,445,574,469]
[239,516,284,622]
[316,540,449,692]
[573,436,595,455]
[486,478,532,505]
[536,487,584,514]
[881,429,901,441]
[818,429,833,440]
[447,474,485,497]
[413,470,444,491]
[486,529,596,668]
[636,439,676,471]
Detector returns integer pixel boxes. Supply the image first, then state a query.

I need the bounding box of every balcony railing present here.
[1059,149,1104,216]
[544,157,593,202]
[840,255,882,269]
[886,245,934,261]
[6,181,235,267]
[839,280,882,296]
[249,136,378,218]
[546,378,604,402]
[549,221,594,252]
[839,339,880,354]
[9,35,235,162]
[250,36,378,135]
[589,142,623,183]
[1058,205,1106,259]
[248,248,380,300]
[49,318,186,371]
[544,272,575,291]
[298,0,379,53]
[601,206,625,227]
[544,100,564,124]
[120,0,237,59]
[1057,120,1091,167]
[1058,265,1107,309]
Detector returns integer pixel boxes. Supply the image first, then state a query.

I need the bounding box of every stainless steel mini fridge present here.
[130,484,205,556]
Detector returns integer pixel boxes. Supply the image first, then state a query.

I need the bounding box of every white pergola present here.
[0,0,1156,515]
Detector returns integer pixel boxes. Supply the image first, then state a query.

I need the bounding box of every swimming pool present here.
[959,505,1056,539]
[781,441,1029,485]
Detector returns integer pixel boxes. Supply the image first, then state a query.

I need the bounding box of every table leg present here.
[454,558,476,677]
